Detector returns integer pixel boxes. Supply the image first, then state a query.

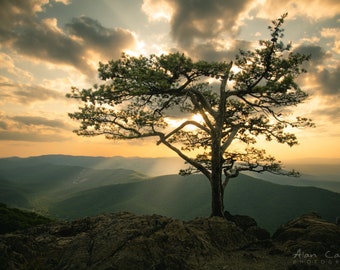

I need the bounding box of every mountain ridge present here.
[1,155,339,233]
[1,154,339,191]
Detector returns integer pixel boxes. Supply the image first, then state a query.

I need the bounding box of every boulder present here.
[273,212,340,254]
[224,211,270,240]
[224,211,257,230]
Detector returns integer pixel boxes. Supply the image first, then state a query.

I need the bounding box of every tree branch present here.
[157,120,210,144]
[221,127,239,153]
[157,135,211,180]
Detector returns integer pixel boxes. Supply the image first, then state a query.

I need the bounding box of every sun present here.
[192,113,204,124]
[164,113,205,131]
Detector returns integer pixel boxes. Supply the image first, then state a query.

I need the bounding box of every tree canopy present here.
[67,14,314,217]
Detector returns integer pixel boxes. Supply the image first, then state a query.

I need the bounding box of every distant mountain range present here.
[0,155,339,233]
[0,155,186,177]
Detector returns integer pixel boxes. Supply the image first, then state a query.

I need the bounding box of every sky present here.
[0,0,339,163]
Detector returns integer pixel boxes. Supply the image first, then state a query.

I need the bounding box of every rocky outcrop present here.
[0,212,338,270]
[0,212,253,270]
[225,211,271,240]
[273,212,340,254]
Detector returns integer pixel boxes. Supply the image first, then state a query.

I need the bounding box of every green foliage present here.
[0,203,52,234]
[67,14,315,216]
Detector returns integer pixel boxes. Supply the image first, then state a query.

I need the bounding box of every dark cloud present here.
[293,45,330,66]
[315,66,340,96]
[0,0,92,74]
[0,1,137,76]
[14,20,93,74]
[168,0,252,48]
[65,16,137,58]
[188,40,252,61]
[10,116,69,129]
[294,45,339,96]
[0,82,64,104]
[0,0,39,44]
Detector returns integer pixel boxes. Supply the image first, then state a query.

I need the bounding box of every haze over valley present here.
[1,155,339,233]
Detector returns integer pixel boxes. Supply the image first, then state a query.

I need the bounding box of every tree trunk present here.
[210,175,225,217]
[210,137,225,217]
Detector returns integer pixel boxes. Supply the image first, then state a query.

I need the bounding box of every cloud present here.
[143,0,253,48]
[12,17,99,76]
[54,0,71,4]
[0,53,33,80]
[142,0,174,22]
[187,39,252,61]
[256,0,340,20]
[0,1,47,42]
[0,79,64,105]
[294,45,329,66]
[315,105,340,122]
[65,16,137,59]
[293,45,339,96]
[10,116,69,129]
[0,1,92,74]
[293,44,332,73]
[315,66,340,96]
[0,121,7,129]
[321,27,340,54]
[0,130,67,142]
[0,113,70,142]
[0,1,137,76]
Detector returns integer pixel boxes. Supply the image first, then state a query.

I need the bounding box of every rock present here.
[287,264,320,270]
[224,211,257,230]
[224,211,270,241]
[246,226,271,240]
[273,212,340,255]
[0,212,253,270]
[1,212,338,270]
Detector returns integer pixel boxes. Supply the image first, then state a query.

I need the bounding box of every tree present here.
[67,14,314,217]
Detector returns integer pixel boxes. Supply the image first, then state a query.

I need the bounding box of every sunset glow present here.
[0,0,339,162]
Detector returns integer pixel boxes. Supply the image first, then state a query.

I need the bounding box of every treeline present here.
[0,203,53,234]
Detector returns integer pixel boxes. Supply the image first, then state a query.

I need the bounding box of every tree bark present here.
[210,175,225,217]
[210,136,225,217]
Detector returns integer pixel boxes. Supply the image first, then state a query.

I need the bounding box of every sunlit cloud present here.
[0,53,33,81]
[0,112,71,142]
[321,28,340,54]
[142,0,174,22]
[0,79,64,105]
[256,0,340,19]
[65,16,137,59]
[0,1,138,78]
[54,0,71,4]
[10,115,69,129]
[0,0,339,160]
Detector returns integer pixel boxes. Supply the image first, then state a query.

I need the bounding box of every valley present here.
[1,155,339,233]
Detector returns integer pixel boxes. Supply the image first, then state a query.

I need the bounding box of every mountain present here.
[0,161,147,214]
[0,203,53,234]
[0,155,339,233]
[0,154,186,177]
[2,154,339,192]
[49,173,340,233]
